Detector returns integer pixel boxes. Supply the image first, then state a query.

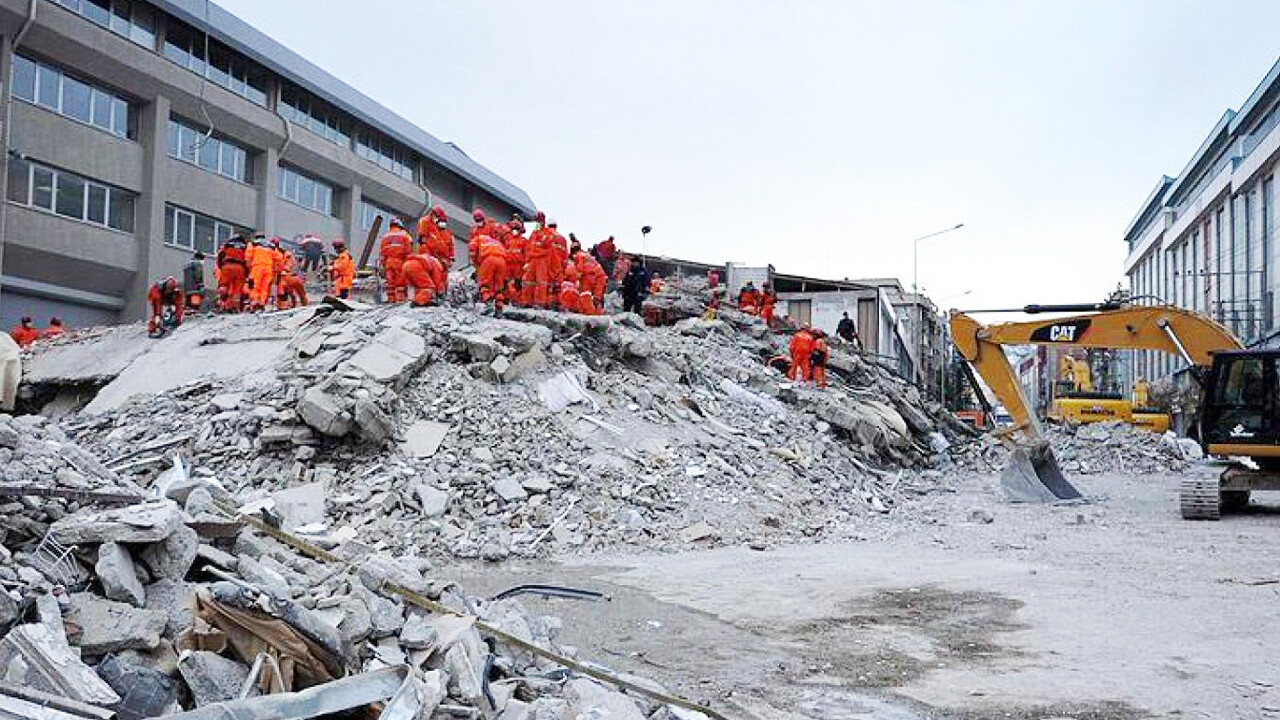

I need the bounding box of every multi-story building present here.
[0,0,535,328]
[1123,55,1280,388]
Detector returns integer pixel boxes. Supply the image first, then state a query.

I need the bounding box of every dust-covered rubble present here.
[951,419,1198,476]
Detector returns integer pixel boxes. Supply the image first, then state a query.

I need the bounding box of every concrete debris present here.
[66,593,167,654]
[96,653,179,720]
[401,420,450,458]
[138,523,199,580]
[95,541,145,607]
[953,420,1193,476]
[49,501,183,546]
[0,622,120,705]
[178,650,250,706]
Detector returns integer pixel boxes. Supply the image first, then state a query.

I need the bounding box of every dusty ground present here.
[448,468,1280,719]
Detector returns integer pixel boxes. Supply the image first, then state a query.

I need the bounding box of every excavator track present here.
[1179,476,1221,520]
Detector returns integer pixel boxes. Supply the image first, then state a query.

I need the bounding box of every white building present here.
[1124,55,1280,385]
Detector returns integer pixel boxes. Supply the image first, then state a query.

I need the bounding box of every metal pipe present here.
[1157,317,1195,368]
[0,0,39,306]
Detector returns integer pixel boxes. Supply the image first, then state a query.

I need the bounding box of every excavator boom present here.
[950,305,1242,501]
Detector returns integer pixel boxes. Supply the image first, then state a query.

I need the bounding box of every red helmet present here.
[535,210,546,223]
[472,209,485,222]
[431,205,446,219]
[163,276,178,291]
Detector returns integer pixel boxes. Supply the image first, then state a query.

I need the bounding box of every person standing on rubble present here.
[299,235,325,280]
[787,325,814,382]
[738,281,761,314]
[621,257,651,314]
[246,237,278,312]
[505,218,528,304]
[525,212,555,308]
[760,282,777,328]
[183,251,207,314]
[42,317,66,339]
[707,268,721,291]
[330,240,355,299]
[468,209,503,268]
[8,316,39,347]
[147,277,185,337]
[811,329,830,388]
[215,235,248,312]
[378,218,414,304]
[836,312,861,349]
[592,235,617,282]
[476,232,508,311]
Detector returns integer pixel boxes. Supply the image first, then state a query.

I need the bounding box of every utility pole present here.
[911,223,964,395]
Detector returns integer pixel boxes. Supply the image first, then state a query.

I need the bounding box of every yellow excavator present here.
[1047,355,1171,432]
[951,302,1280,519]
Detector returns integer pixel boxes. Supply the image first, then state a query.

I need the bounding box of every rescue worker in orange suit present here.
[403,251,447,307]
[418,206,455,270]
[547,219,568,306]
[578,287,600,315]
[505,218,527,305]
[147,277,185,336]
[215,235,248,312]
[811,329,830,388]
[330,240,355,299]
[738,281,761,314]
[247,237,278,311]
[707,269,720,290]
[524,212,555,308]
[787,325,814,382]
[275,253,308,310]
[468,209,503,268]
[8,317,39,347]
[476,233,508,310]
[42,317,66,340]
[557,279,581,314]
[573,250,607,306]
[760,282,777,328]
[378,218,414,303]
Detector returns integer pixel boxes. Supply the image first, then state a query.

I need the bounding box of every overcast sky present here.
[221,0,1280,312]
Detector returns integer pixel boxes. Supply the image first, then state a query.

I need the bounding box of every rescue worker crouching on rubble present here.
[379,218,414,303]
[148,277,185,337]
[8,317,39,347]
[404,250,447,307]
[787,325,814,382]
[810,329,830,388]
[738,281,761,314]
[216,235,248,312]
[330,240,355,299]
[275,252,309,310]
[42,317,66,340]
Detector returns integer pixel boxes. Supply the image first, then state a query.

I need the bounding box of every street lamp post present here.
[910,223,964,396]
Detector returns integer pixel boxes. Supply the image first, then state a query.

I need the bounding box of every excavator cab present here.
[1200,350,1280,462]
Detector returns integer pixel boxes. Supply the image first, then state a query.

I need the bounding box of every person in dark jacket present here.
[836,312,861,349]
[621,257,651,314]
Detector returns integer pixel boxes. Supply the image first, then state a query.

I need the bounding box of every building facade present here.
[1123,55,1280,387]
[0,0,535,328]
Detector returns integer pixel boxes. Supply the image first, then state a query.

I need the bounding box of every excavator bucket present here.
[1000,443,1083,502]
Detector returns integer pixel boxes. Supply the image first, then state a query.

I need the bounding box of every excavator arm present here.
[949,304,1242,501]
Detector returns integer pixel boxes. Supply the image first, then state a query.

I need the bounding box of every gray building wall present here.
[0,0,533,331]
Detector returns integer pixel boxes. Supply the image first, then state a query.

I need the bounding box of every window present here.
[278,165,335,215]
[356,127,416,181]
[163,204,244,253]
[166,116,252,182]
[164,18,267,106]
[7,156,134,231]
[279,81,350,147]
[359,199,400,230]
[12,54,133,138]
[50,0,155,49]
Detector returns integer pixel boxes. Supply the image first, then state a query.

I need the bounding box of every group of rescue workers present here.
[6,316,64,347]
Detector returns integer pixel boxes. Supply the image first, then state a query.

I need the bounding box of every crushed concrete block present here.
[138,523,199,580]
[347,344,416,384]
[144,579,197,638]
[49,501,183,545]
[414,484,449,518]
[521,476,553,494]
[678,521,715,543]
[373,325,427,359]
[402,421,450,458]
[178,650,249,706]
[258,424,295,445]
[361,587,405,638]
[67,592,167,654]
[184,487,215,516]
[97,652,178,720]
[472,446,495,463]
[0,423,18,450]
[353,399,395,443]
[492,477,528,503]
[271,481,326,531]
[209,392,244,412]
[565,677,647,720]
[337,596,373,646]
[234,555,293,598]
[399,611,438,650]
[0,622,121,705]
[298,387,352,437]
[96,541,146,607]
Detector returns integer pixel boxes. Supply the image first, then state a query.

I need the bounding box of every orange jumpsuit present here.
[331,250,355,298]
[378,228,414,303]
[548,231,568,293]
[811,335,829,388]
[505,228,527,303]
[579,289,600,315]
[524,228,554,308]
[216,238,248,312]
[787,329,814,382]
[418,221,455,270]
[147,282,185,333]
[42,324,65,339]
[276,274,308,310]
[760,290,777,327]
[403,253,446,306]
[558,281,581,313]
[469,220,503,268]
[476,236,508,308]
[573,251,607,303]
[247,244,278,310]
[739,288,761,314]
[9,325,39,347]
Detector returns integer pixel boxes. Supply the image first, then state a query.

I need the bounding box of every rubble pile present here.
[952,420,1197,475]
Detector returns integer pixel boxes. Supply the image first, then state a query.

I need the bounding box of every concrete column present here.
[258,145,278,233]
[344,183,362,246]
[126,93,170,321]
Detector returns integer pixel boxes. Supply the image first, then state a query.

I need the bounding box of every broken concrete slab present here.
[297,387,352,437]
[138,523,199,580]
[49,501,183,545]
[353,399,395,443]
[0,623,121,705]
[414,484,449,518]
[160,665,408,720]
[178,651,249,707]
[145,579,197,638]
[346,344,417,385]
[565,678,647,720]
[96,653,178,720]
[271,482,326,531]
[492,477,528,503]
[95,541,145,607]
[399,611,438,650]
[66,593,167,654]
[401,421,450,458]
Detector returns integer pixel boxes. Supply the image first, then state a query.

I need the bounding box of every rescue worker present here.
[275,254,308,310]
[246,237,277,311]
[468,209,503,268]
[738,281,761,314]
[573,249,607,305]
[8,317,39,347]
[42,317,66,339]
[837,312,859,345]
[416,206,452,267]
[215,235,248,312]
[547,219,568,305]
[378,218,414,303]
[330,240,355,299]
[557,279,581,314]
[649,274,664,296]
[707,269,720,290]
[787,325,814,382]
[476,232,508,311]
[578,287,600,315]
[505,218,527,304]
[147,277,185,337]
[299,235,325,279]
[524,213,555,308]
[760,282,777,328]
[403,251,447,307]
[621,258,651,314]
[183,251,206,314]
[592,235,617,281]
[811,329,830,388]
[613,253,632,288]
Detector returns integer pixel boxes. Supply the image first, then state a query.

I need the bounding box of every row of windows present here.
[6,156,134,232]
[356,127,415,181]
[53,0,155,49]
[278,166,334,216]
[280,82,350,147]
[12,54,131,139]
[166,116,251,183]
[359,199,399,231]
[163,17,269,106]
[164,204,244,254]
